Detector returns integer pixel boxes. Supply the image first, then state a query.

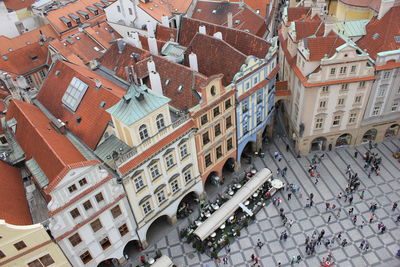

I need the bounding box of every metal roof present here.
[26,158,49,189]
[107,84,170,126]
[332,19,369,37]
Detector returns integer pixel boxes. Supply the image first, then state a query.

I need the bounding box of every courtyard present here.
[128,137,400,267]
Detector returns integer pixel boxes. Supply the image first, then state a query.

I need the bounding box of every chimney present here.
[199,25,206,34]
[189,52,198,72]
[131,31,142,48]
[117,39,126,54]
[147,60,163,95]
[146,20,155,38]
[95,79,102,89]
[148,36,158,55]
[161,15,169,27]
[227,12,233,28]
[213,32,222,40]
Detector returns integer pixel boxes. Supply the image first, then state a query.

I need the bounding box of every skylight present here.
[62,77,88,111]
[372,33,380,40]
[395,36,400,43]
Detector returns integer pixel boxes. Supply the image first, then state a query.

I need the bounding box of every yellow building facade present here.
[0,220,71,267]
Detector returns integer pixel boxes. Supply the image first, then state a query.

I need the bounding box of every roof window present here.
[165,79,170,85]
[212,10,217,14]
[62,77,89,111]
[93,3,106,9]
[177,85,183,93]
[60,16,72,28]
[395,36,400,43]
[372,33,380,40]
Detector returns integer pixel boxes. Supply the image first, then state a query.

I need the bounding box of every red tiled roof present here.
[155,24,177,42]
[0,161,32,225]
[202,0,270,18]
[99,43,206,110]
[85,21,121,48]
[37,60,126,149]
[0,43,49,76]
[184,33,246,86]
[357,6,400,60]
[3,0,35,11]
[306,33,346,61]
[49,32,104,64]
[339,0,381,11]
[191,1,267,37]
[0,24,58,55]
[179,17,271,59]
[287,7,311,22]
[294,16,325,41]
[5,100,95,193]
[138,0,193,22]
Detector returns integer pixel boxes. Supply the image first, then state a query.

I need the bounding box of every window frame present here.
[142,201,152,215]
[80,251,92,264]
[13,241,27,251]
[205,153,212,167]
[149,164,160,180]
[69,233,82,247]
[179,143,188,159]
[332,115,341,126]
[100,236,111,250]
[156,114,165,130]
[139,124,149,141]
[70,208,81,219]
[95,192,104,203]
[83,200,93,211]
[134,176,145,191]
[165,154,175,169]
[111,205,122,219]
[90,218,103,233]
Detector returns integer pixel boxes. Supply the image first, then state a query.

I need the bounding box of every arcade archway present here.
[336,133,352,147]
[362,129,377,143]
[310,137,327,152]
[385,124,400,138]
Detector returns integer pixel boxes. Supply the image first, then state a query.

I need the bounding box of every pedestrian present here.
[326,203,330,211]
[277,168,281,176]
[223,257,228,264]
[354,151,358,158]
[360,220,365,229]
[337,208,341,217]
[284,232,288,241]
[327,215,332,223]
[360,190,365,199]
[337,232,342,240]
[360,240,366,249]
[305,236,309,245]
[378,222,383,230]
[364,242,370,250]
[338,192,343,199]
[288,193,292,200]
[349,196,354,204]
[348,207,354,215]
[286,144,289,152]
[396,215,400,222]
[257,239,264,249]
[370,214,375,223]
[381,225,386,234]
[255,257,260,264]
[251,254,255,262]
[290,256,295,265]
[278,261,281,267]
[315,178,319,184]
[393,202,398,211]
[341,238,348,247]
[352,215,358,224]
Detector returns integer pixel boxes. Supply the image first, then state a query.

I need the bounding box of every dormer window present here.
[77,10,89,20]
[62,77,88,112]
[60,16,72,28]
[68,13,80,24]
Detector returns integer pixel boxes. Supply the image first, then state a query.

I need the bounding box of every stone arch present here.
[145,215,173,246]
[336,133,352,147]
[362,129,377,143]
[98,258,120,267]
[384,124,400,138]
[237,140,256,164]
[309,137,327,152]
[177,191,200,219]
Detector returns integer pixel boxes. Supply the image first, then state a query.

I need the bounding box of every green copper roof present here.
[333,19,369,37]
[26,157,49,189]
[107,84,170,126]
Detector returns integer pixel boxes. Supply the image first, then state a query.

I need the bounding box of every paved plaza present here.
[130,138,400,267]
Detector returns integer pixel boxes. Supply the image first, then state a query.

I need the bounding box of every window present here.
[355,95,362,103]
[256,111,262,125]
[13,241,27,250]
[180,143,188,158]
[95,192,104,203]
[256,90,263,104]
[79,178,87,187]
[68,184,77,193]
[156,114,165,130]
[383,71,391,79]
[330,68,336,75]
[171,179,180,193]
[28,260,42,267]
[348,113,357,124]
[242,100,249,113]
[128,7,133,15]
[214,124,221,137]
[134,176,145,191]
[216,145,223,159]
[245,81,250,90]
[225,99,232,109]
[142,201,152,215]
[202,132,210,145]
[183,169,192,183]
[201,114,208,125]
[227,138,233,150]
[28,255,55,267]
[392,101,399,112]
[319,100,326,108]
[243,120,249,135]
[70,208,81,219]
[80,251,92,264]
[165,154,174,168]
[0,250,4,259]
[117,5,121,12]
[213,106,220,117]
[322,86,329,93]
[339,66,347,74]
[338,98,345,106]
[226,116,232,129]
[332,115,341,126]
[372,105,380,116]
[315,118,323,129]
[69,233,82,247]
[118,224,129,236]
[351,66,356,73]
[139,124,149,141]
[205,154,212,167]
[83,200,93,211]
[378,87,386,97]
[62,77,88,111]
[90,219,102,232]
[26,76,33,84]
[39,69,46,79]
[341,83,348,91]
[210,86,216,96]
[156,190,166,203]
[359,81,365,88]
[100,237,111,250]
[253,76,258,84]
[111,205,122,218]
[149,164,160,179]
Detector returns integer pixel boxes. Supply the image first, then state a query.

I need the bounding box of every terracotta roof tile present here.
[357,6,400,60]
[37,60,126,149]
[3,0,35,11]
[46,0,114,34]
[138,0,193,22]
[191,1,267,37]
[85,21,121,48]
[184,33,246,86]
[0,43,49,76]
[155,24,177,42]
[0,24,58,54]
[0,161,32,225]
[340,0,382,11]
[287,7,311,22]
[5,100,93,193]
[306,33,345,61]
[294,16,325,41]
[179,17,271,58]
[204,0,270,17]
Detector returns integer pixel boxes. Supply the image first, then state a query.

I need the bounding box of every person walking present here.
[354,151,358,158]
[349,196,354,204]
[360,240,366,249]
[286,144,290,152]
[396,214,400,222]
[251,254,255,262]
[326,203,330,211]
[337,208,341,217]
[360,190,365,199]
[288,193,292,200]
[348,207,354,215]
[290,256,295,265]
[327,215,332,223]
[296,255,302,263]
[223,257,228,264]
[257,239,264,249]
[370,214,375,223]
[393,202,398,211]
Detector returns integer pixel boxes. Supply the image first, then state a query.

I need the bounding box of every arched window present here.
[156,114,165,130]
[139,124,149,141]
